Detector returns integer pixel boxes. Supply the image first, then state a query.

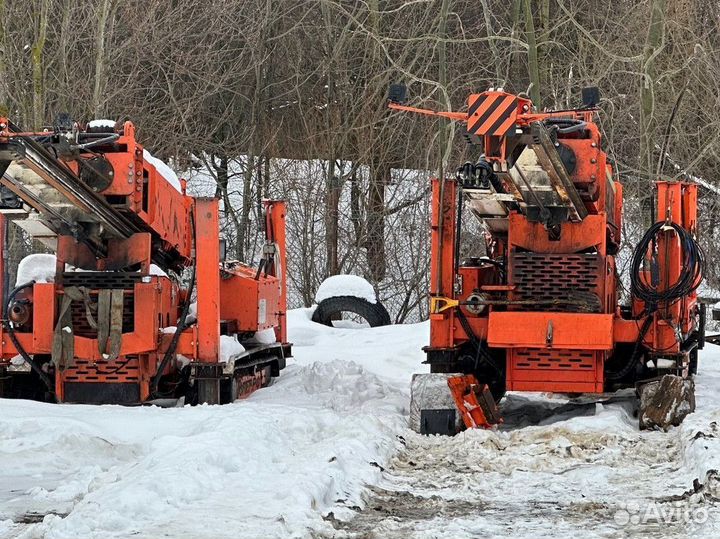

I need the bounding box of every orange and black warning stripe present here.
[466,93,519,138]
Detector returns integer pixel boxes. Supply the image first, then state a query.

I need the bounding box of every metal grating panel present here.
[509,252,603,312]
[63,355,139,383]
[512,348,595,370]
[61,272,142,289]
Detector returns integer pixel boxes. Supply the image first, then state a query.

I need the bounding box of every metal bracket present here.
[430,296,459,314]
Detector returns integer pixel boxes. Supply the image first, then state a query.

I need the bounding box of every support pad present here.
[410,373,501,435]
[410,373,464,435]
[638,374,696,430]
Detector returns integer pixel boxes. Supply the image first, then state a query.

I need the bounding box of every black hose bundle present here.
[151,212,197,398]
[605,316,653,381]
[630,221,704,310]
[4,281,55,396]
[151,261,196,398]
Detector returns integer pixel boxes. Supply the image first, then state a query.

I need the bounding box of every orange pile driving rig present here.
[390,86,705,432]
[0,117,289,405]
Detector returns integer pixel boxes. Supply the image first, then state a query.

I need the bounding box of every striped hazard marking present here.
[466,93,519,137]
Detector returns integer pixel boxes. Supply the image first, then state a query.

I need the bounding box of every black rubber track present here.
[312,295,392,328]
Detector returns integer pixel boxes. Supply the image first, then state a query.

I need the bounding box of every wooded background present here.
[1,0,719,321]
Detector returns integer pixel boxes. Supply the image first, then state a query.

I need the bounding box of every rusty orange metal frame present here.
[0,119,290,404]
[416,90,700,397]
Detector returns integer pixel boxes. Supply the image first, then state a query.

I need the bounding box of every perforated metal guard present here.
[63,355,139,383]
[61,272,142,289]
[512,348,595,370]
[507,347,603,392]
[509,252,603,312]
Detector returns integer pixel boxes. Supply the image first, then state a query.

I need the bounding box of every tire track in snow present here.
[329,394,720,538]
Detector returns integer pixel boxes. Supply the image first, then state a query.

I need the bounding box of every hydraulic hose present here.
[150,262,196,397]
[3,281,55,396]
[151,213,197,397]
[630,221,704,309]
[605,315,653,381]
[608,221,705,381]
[544,118,587,134]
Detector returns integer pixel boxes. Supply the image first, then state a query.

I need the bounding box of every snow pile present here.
[15,253,56,285]
[0,309,428,539]
[218,335,245,363]
[143,149,182,193]
[148,264,167,278]
[16,255,170,284]
[315,274,377,304]
[250,327,277,344]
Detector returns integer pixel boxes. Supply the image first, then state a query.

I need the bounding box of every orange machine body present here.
[0,119,289,404]
[404,89,703,397]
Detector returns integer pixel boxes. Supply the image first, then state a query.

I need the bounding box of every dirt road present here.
[330,392,720,538]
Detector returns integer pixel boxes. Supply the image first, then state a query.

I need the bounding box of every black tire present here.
[312,295,391,328]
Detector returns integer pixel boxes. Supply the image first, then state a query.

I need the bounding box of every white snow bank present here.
[143,149,182,193]
[15,253,56,285]
[315,274,377,304]
[4,310,720,538]
[677,345,720,492]
[0,309,428,538]
[288,307,427,386]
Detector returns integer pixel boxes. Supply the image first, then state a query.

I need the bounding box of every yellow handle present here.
[430,296,459,313]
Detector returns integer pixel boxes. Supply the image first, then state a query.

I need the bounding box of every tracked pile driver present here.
[389,86,704,431]
[0,118,289,405]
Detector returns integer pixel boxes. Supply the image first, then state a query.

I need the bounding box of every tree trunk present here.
[31,0,50,129]
[325,160,341,276]
[437,0,453,176]
[238,155,254,261]
[366,160,388,282]
[212,155,243,261]
[364,0,387,282]
[524,0,541,107]
[321,0,340,277]
[93,0,113,118]
[640,0,667,226]
[505,0,524,88]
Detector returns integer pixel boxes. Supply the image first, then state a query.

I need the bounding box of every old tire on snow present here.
[312,296,391,328]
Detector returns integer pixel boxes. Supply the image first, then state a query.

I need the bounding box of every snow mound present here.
[15,253,56,285]
[7,308,720,538]
[0,310,426,538]
[143,149,182,193]
[249,328,277,344]
[315,274,376,304]
[149,264,167,278]
[219,335,245,363]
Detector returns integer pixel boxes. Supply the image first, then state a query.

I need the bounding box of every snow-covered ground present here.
[2,311,720,538]
[0,310,426,539]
